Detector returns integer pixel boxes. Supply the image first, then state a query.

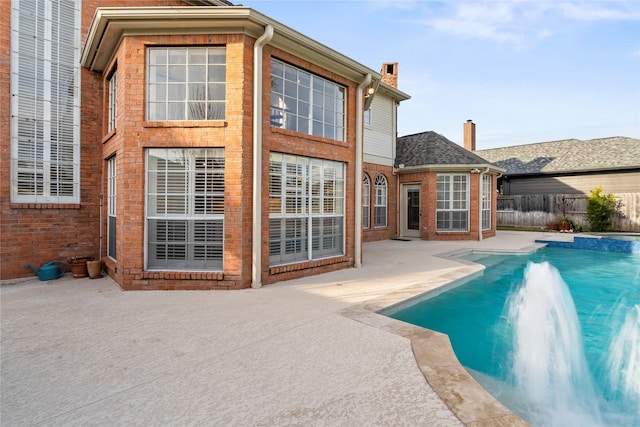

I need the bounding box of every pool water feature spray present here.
[507,262,602,426]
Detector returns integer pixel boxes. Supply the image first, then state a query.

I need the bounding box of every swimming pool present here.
[387,247,640,426]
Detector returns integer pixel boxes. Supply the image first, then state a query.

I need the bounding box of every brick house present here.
[395,122,504,241]
[1,0,501,290]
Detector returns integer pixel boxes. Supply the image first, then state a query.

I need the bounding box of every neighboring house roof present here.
[475,136,640,176]
[395,131,503,172]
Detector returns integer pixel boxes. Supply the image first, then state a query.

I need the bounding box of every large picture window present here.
[482,174,492,230]
[269,153,345,265]
[147,47,226,121]
[436,174,469,231]
[10,0,81,203]
[146,148,224,270]
[270,59,345,142]
[374,174,388,228]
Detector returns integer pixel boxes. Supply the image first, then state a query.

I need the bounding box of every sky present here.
[242,0,640,149]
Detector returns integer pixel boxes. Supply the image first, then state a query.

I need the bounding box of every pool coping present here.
[339,243,545,426]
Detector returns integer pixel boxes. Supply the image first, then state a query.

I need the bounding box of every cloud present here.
[425,1,640,45]
[429,3,522,44]
[555,2,640,21]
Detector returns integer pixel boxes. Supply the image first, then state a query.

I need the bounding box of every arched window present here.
[362,174,370,229]
[374,174,388,228]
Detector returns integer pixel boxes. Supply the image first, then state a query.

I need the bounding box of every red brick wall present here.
[0,0,194,282]
[261,46,358,285]
[398,172,499,241]
[1,1,361,288]
[362,163,398,242]
[98,33,252,290]
[92,33,360,289]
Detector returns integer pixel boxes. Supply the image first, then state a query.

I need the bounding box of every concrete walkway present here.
[1,231,562,426]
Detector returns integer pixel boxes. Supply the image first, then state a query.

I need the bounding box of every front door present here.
[402,184,421,238]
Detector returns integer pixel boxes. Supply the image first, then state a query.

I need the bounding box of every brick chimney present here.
[381,62,398,88]
[463,120,476,151]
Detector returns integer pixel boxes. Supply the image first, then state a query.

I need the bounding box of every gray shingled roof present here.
[475,136,640,176]
[396,131,497,168]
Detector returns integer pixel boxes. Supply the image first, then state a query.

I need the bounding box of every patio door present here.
[402,184,421,238]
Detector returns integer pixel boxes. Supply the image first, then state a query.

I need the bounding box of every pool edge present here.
[339,252,535,427]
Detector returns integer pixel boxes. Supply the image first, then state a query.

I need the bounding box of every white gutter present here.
[251,24,274,289]
[354,73,372,268]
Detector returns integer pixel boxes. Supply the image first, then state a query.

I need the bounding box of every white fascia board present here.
[377,82,410,102]
[395,164,506,174]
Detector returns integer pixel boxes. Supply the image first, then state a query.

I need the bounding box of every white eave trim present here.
[81,6,382,83]
[394,164,506,174]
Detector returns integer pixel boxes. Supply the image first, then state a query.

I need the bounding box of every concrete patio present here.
[1,231,563,426]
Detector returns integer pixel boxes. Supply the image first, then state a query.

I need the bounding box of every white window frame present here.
[10,0,81,203]
[146,148,225,270]
[364,108,371,127]
[269,153,345,266]
[107,70,117,133]
[436,173,469,232]
[147,47,226,121]
[270,59,345,142]
[107,156,117,260]
[374,174,388,228]
[362,174,370,229]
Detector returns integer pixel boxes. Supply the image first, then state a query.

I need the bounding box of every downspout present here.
[354,73,372,268]
[251,24,274,289]
[478,167,490,241]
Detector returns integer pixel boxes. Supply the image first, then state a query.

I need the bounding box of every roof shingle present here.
[396,131,496,168]
[475,136,640,175]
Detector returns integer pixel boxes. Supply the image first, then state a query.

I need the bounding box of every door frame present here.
[401,183,421,238]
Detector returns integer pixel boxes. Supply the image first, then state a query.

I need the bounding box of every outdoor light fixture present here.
[470,168,481,173]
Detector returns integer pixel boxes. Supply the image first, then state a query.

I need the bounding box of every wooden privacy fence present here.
[496,193,640,232]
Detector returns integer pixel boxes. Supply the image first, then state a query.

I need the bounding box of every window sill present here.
[10,203,81,210]
[270,126,347,147]
[102,129,116,144]
[269,255,350,275]
[144,120,227,128]
[141,271,224,281]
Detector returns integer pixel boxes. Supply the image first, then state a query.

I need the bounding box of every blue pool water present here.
[388,247,640,426]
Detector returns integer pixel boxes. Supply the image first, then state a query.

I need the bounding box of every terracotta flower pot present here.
[87,260,102,279]
[67,257,92,278]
